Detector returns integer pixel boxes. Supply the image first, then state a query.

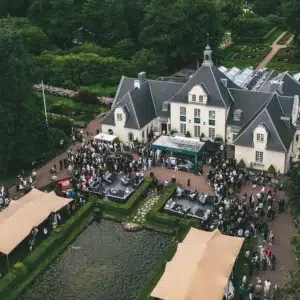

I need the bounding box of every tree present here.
[114,38,136,59]
[0,21,48,173]
[219,0,243,28]
[0,17,52,55]
[284,166,300,215]
[282,0,300,38]
[140,0,223,71]
[252,0,282,17]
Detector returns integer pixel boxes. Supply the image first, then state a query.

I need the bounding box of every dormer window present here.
[256,133,264,142]
[117,113,123,121]
[192,94,196,101]
[199,95,203,103]
[188,85,208,105]
[233,109,243,122]
[162,104,168,111]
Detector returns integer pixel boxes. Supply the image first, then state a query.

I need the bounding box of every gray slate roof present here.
[102,77,183,129]
[234,93,295,152]
[259,72,300,96]
[169,65,240,107]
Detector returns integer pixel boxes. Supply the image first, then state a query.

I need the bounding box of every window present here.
[194,109,200,117]
[128,132,134,142]
[180,107,186,122]
[194,125,201,137]
[117,113,122,121]
[192,94,196,101]
[209,110,215,126]
[199,95,204,103]
[256,133,264,142]
[209,128,215,139]
[255,151,264,163]
[296,134,299,143]
[108,129,114,135]
[180,123,187,134]
[142,130,145,139]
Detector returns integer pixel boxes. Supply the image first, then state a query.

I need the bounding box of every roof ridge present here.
[148,81,158,116]
[128,92,141,129]
[209,66,227,107]
[112,75,125,108]
[265,109,288,152]
[148,79,184,85]
[234,93,274,144]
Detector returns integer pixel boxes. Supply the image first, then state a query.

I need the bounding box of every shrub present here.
[185,131,191,138]
[214,136,223,143]
[268,165,276,175]
[47,113,75,135]
[238,159,246,169]
[13,263,28,278]
[48,127,67,148]
[62,80,76,90]
[80,71,93,86]
[77,90,99,104]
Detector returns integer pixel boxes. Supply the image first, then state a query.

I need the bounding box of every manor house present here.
[101,44,300,174]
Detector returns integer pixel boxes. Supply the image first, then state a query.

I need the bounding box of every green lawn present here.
[0,176,16,189]
[79,85,117,97]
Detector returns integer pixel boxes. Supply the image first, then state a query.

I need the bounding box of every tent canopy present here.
[0,189,72,255]
[151,228,244,300]
[94,133,117,142]
[152,136,205,156]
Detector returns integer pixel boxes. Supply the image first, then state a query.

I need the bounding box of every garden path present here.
[256,31,294,69]
[8,119,101,199]
[128,190,160,225]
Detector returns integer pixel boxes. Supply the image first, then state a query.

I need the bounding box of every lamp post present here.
[41,81,48,126]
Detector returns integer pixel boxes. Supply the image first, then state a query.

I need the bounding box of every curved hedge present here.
[0,200,95,300]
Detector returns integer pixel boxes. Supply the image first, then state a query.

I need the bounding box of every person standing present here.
[264,279,271,297]
[59,159,63,170]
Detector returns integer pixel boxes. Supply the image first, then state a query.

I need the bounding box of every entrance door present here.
[161,123,167,134]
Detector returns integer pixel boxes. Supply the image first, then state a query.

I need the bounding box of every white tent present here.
[94,133,117,142]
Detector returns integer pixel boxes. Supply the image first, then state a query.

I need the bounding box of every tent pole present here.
[6,255,9,273]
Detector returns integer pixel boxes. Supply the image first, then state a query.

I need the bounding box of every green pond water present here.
[19,220,173,300]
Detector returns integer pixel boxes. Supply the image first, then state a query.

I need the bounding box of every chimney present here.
[270,80,283,94]
[138,72,146,85]
[221,78,227,88]
[134,79,140,89]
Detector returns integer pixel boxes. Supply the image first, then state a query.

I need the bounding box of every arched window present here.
[205,54,209,61]
[296,134,299,143]
[108,129,113,135]
[128,132,134,142]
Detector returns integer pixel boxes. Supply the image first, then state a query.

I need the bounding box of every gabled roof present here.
[234,93,294,152]
[102,77,184,129]
[227,89,295,127]
[259,72,300,96]
[169,65,240,107]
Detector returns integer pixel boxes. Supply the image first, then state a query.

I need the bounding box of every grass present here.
[277,32,293,45]
[0,176,16,189]
[79,85,117,97]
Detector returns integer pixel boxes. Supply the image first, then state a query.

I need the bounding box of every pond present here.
[19,220,173,300]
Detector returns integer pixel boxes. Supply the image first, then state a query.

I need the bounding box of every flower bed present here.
[33,84,113,106]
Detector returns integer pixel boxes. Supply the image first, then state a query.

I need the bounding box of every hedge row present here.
[147,183,198,228]
[136,223,192,300]
[93,177,153,216]
[0,201,95,299]
[235,26,277,44]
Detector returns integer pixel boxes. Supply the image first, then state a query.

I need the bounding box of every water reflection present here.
[19,220,172,300]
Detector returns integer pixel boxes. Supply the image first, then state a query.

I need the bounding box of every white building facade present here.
[101,45,300,174]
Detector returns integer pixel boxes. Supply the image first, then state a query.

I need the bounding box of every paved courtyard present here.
[145,166,297,289]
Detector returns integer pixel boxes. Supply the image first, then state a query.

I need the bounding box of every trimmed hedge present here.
[136,223,192,300]
[235,26,277,44]
[93,177,153,215]
[0,201,95,299]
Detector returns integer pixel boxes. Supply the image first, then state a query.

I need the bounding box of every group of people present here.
[0,186,9,210]
[202,157,282,299]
